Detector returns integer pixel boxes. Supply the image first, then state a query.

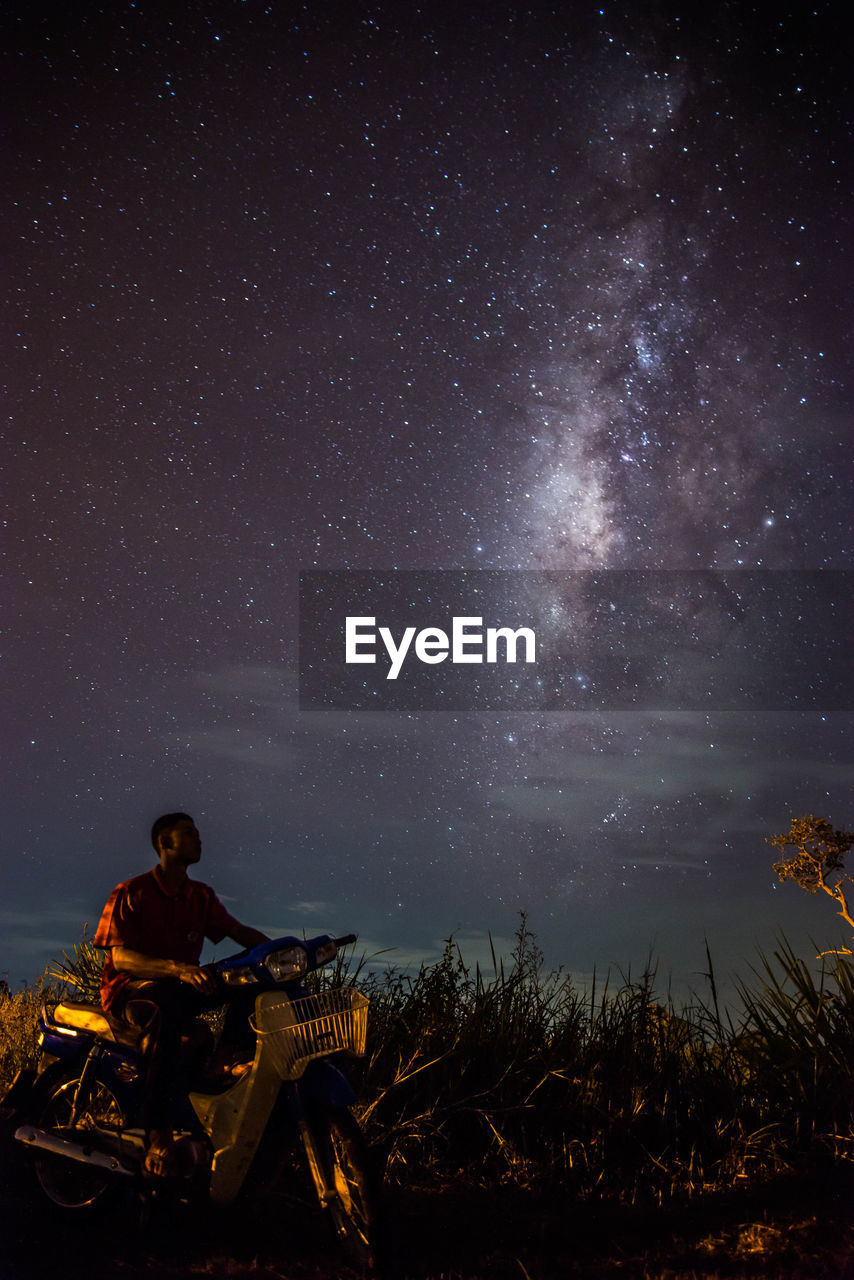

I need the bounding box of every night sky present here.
[3,1,851,999]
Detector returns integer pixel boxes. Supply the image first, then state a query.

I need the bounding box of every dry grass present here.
[321,920,854,1207]
[0,976,50,1085]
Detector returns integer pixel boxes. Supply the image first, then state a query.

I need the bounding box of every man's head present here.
[151,812,201,866]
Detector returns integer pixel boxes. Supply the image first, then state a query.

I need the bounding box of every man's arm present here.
[227,923,269,950]
[111,946,217,992]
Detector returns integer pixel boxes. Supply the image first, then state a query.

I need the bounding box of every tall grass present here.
[0,976,52,1084]
[333,919,854,1203]
[736,937,854,1150]
[0,932,102,1087]
[2,919,851,1207]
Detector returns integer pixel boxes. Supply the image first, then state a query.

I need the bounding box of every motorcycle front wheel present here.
[32,1071,132,1214]
[310,1107,379,1270]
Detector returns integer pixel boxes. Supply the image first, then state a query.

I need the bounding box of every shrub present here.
[45,929,104,1005]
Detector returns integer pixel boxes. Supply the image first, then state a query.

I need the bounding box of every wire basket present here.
[250,988,369,1080]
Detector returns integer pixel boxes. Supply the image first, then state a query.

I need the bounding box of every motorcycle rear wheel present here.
[33,1072,132,1214]
[313,1108,379,1270]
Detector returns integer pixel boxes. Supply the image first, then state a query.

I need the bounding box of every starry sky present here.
[3,1,852,999]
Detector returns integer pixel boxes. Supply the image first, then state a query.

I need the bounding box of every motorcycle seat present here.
[52,1002,144,1049]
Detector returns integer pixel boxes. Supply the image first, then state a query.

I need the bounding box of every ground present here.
[1,1166,853,1280]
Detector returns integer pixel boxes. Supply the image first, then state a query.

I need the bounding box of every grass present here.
[0,931,103,1087]
[317,917,854,1207]
[2,917,852,1275]
[0,975,52,1086]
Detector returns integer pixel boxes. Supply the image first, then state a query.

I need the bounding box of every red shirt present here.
[94,867,241,1012]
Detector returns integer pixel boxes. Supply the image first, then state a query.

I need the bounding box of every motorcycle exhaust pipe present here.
[14,1125,137,1177]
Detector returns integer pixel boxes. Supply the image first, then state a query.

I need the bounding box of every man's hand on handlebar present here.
[177,964,218,994]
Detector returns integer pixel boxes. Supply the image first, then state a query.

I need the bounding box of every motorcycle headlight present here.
[265,946,308,981]
[221,965,258,987]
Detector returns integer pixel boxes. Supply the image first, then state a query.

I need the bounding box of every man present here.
[94,812,268,1177]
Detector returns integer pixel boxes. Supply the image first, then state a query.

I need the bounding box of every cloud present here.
[287,900,333,916]
[506,716,851,810]
[619,854,708,872]
[3,935,76,961]
[193,664,296,707]
[299,710,428,741]
[0,906,99,982]
[0,906,93,933]
[188,727,298,771]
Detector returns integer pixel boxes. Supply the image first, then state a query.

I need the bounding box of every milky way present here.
[2,2,851,993]
[502,44,847,573]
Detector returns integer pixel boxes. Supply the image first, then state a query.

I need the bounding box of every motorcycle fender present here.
[300,1058,357,1109]
[39,1027,90,1065]
[190,1044,282,1205]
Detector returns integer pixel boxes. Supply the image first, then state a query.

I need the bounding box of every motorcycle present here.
[8,932,378,1269]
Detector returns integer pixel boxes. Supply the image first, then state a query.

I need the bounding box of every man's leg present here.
[113,979,209,1174]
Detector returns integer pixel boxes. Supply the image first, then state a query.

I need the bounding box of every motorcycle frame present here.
[191,988,356,1203]
[29,986,358,1207]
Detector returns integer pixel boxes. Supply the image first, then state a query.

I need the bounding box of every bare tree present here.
[768,814,854,955]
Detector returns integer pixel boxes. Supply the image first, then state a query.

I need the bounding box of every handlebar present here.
[213,932,360,988]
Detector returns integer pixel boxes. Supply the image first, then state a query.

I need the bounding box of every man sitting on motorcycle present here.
[94,811,269,1178]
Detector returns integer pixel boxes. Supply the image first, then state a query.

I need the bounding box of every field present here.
[2,921,853,1279]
